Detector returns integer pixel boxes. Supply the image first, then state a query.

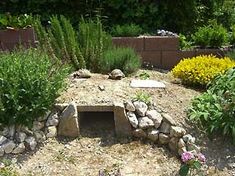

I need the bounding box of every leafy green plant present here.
[179,34,193,50]
[78,17,112,72]
[231,24,235,46]
[226,49,235,61]
[192,22,228,48]
[133,91,152,105]
[189,68,235,143]
[111,24,143,37]
[0,49,68,127]
[33,16,85,70]
[138,71,150,80]
[0,13,33,29]
[100,47,141,75]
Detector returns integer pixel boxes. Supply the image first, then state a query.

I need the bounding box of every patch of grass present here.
[133,91,152,105]
[138,71,150,80]
[54,149,76,165]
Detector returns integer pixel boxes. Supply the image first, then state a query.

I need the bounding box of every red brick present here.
[162,51,180,70]
[139,51,161,67]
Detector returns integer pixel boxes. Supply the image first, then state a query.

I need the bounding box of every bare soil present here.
[4,69,235,176]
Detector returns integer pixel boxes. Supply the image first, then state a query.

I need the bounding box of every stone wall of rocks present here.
[0,102,79,156]
[124,100,200,156]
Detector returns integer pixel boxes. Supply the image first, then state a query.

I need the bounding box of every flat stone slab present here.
[130,80,166,88]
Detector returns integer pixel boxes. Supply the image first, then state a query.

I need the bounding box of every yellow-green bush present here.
[172,55,235,86]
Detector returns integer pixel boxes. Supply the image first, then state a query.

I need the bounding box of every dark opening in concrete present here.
[79,112,115,137]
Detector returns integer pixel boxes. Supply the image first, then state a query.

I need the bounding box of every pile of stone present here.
[125,100,200,156]
[0,102,79,156]
[156,29,178,37]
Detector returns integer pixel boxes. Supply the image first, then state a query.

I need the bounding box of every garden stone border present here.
[0,101,199,158]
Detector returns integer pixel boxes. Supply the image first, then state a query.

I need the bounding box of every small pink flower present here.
[198,153,206,163]
[181,151,194,163]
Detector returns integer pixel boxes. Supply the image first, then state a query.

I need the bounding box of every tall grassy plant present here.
[0,49,68,127]
[100,47,141,75]
[78,17,112,72]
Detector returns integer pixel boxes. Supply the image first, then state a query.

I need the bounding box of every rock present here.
[34,131,46,143]
[25,136,37,151]
[8,125,15,138]
[187,143,200,153]
[0,147,4,156]
[20,126,34,136]
[133,101,148,116]
[54,103,68,112]
[178,138,186,148]
[46,112,59,127]
[33,121,44,131]
[58,102,80,137]
[162,113,176,126]
[178,147,187,156]
[16,132,27,143]
[72,69,91,78]
[12,143,25,154]
[2,141,16,154]
[168,137,179,153]
[132,129,147,138]
[125,101,135,112]
[138,117,154,129]
[46,126,57,138]
[159,122,171,134]
[182,134,196,144]
[1,127,9,136]
[147,129,159,142]
[146,110,162,128]
[158,133,170,144]
[98,85,105,91]
[0,136,7,145]
[170,126,186,138]
[126,112,138,128]
[109,69,125,80]
[37,111,51,122]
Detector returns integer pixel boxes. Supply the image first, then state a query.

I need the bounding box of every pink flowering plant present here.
[179,151,206,176]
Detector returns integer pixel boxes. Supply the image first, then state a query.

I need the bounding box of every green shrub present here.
[100,47,141,75]
[172,55,235,87]
[231,24,235,45]
[179,34,193,50]
[192,22,228,48]
[0,49,68,127]
[189,68,235,143]
[78,17,112,72]
[133,91,152,105]
[111,24,143,37]
[33,16,86,70]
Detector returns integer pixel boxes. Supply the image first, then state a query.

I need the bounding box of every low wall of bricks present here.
[112,36,226,70]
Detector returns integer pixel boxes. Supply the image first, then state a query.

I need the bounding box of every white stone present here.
[147,129,159,142]
[133,101,148,116]
[33,121,45,131]
[146,110,163,128]
[16,132,27,143]
[138,117,154,129]
[126,112,138,128]
[1,127,9,136]
[158,133,170,144]
[25,136,37,151]
[8,125,15,138]
[183,134,196,144]
[178,138,186,148]
[46,126,57,138]
[2,141,16,154]
[46,113,59,126]
[0,136,7,145]
[12,143,25,154]
[170,126,186,138]
[162,113,176,125]
[130,80,166,88]
[0,147,4,156]
[125,101,135,112]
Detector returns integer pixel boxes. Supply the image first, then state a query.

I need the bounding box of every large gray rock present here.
[132,129,147,138]
[146,110,163,128]
[0,147,4,156]
[0,136,7,145]
[46,113,59,127]
[126,112,138,128]
[46,126,57,138]
[33,121,44,131]
[187,143,200,153]
[25,136,37,151]
[8,125,15,139]
[159,122,171,134]
[12,143,25,154]
[134,101,148,116]
[158,133,170,144]
[162,113,176,126]
[1,127,9,136]
[58,102,80,137]
[2,141,16,154]
[16,132,27,143]
[147,129,159,142]
[168,137,179,153]
[34,131,46,143]
[170,126,186,138]
[125,101,135,112]
[54,103,69,112]
[178,138,186,148]
[138,117,154,129]
[183,134,196,144]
